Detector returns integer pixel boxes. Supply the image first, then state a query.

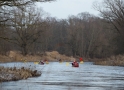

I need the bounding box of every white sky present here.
[36,0,103,19]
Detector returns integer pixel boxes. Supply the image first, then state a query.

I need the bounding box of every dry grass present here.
[0,51,76,63]
[0,55,14,62]
[1,51,124,66]
[94,55,124,66]
[45,51,75,61]
[0,66,41,82]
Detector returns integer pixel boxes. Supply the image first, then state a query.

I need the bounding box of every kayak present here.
[39,62,44,65]
[45,61,49,64]
[72,62,79,67]
[80,61,84,64]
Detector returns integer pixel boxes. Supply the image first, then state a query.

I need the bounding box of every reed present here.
[0,64,41,82]
[94,54,124,66]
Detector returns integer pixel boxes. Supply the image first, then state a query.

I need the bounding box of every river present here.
[0,62,124,90]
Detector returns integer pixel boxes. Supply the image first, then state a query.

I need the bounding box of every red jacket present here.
[79,57,83,61]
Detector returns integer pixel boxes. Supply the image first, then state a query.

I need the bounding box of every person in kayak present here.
[39,60,44,65]
[79,57,84,64]
[72,59,79,67]
[79,57,83,62]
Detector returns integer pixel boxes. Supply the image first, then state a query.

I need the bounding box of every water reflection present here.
[0,62,124,90]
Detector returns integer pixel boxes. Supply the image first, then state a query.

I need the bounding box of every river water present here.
[0,62,124,90]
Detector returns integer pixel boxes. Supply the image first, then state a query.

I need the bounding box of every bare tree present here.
[67,15,84,56]
[93,0,124,55]
[0,0,55,22]
[6,6,48,55]
[93,0,124,37]
[67,12,112,58]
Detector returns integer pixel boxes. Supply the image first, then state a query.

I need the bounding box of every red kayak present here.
[72,62,79,67]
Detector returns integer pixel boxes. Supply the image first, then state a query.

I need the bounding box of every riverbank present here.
[1,51,124,67]
[0,51,75,63]
[92,55,124,67]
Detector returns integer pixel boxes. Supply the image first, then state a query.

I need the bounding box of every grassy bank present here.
[1,51,124,67]
[0,51,76,63]
[93,55,124,66]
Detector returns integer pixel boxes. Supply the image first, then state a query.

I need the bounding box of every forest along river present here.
[0,62,124,90]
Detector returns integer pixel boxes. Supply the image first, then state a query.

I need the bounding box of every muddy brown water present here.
[0,62,124,90]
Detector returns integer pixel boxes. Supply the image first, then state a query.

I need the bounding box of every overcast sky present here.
[36,0,103,19]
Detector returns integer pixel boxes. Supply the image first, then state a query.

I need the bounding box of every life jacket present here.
[79,57,83,61]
